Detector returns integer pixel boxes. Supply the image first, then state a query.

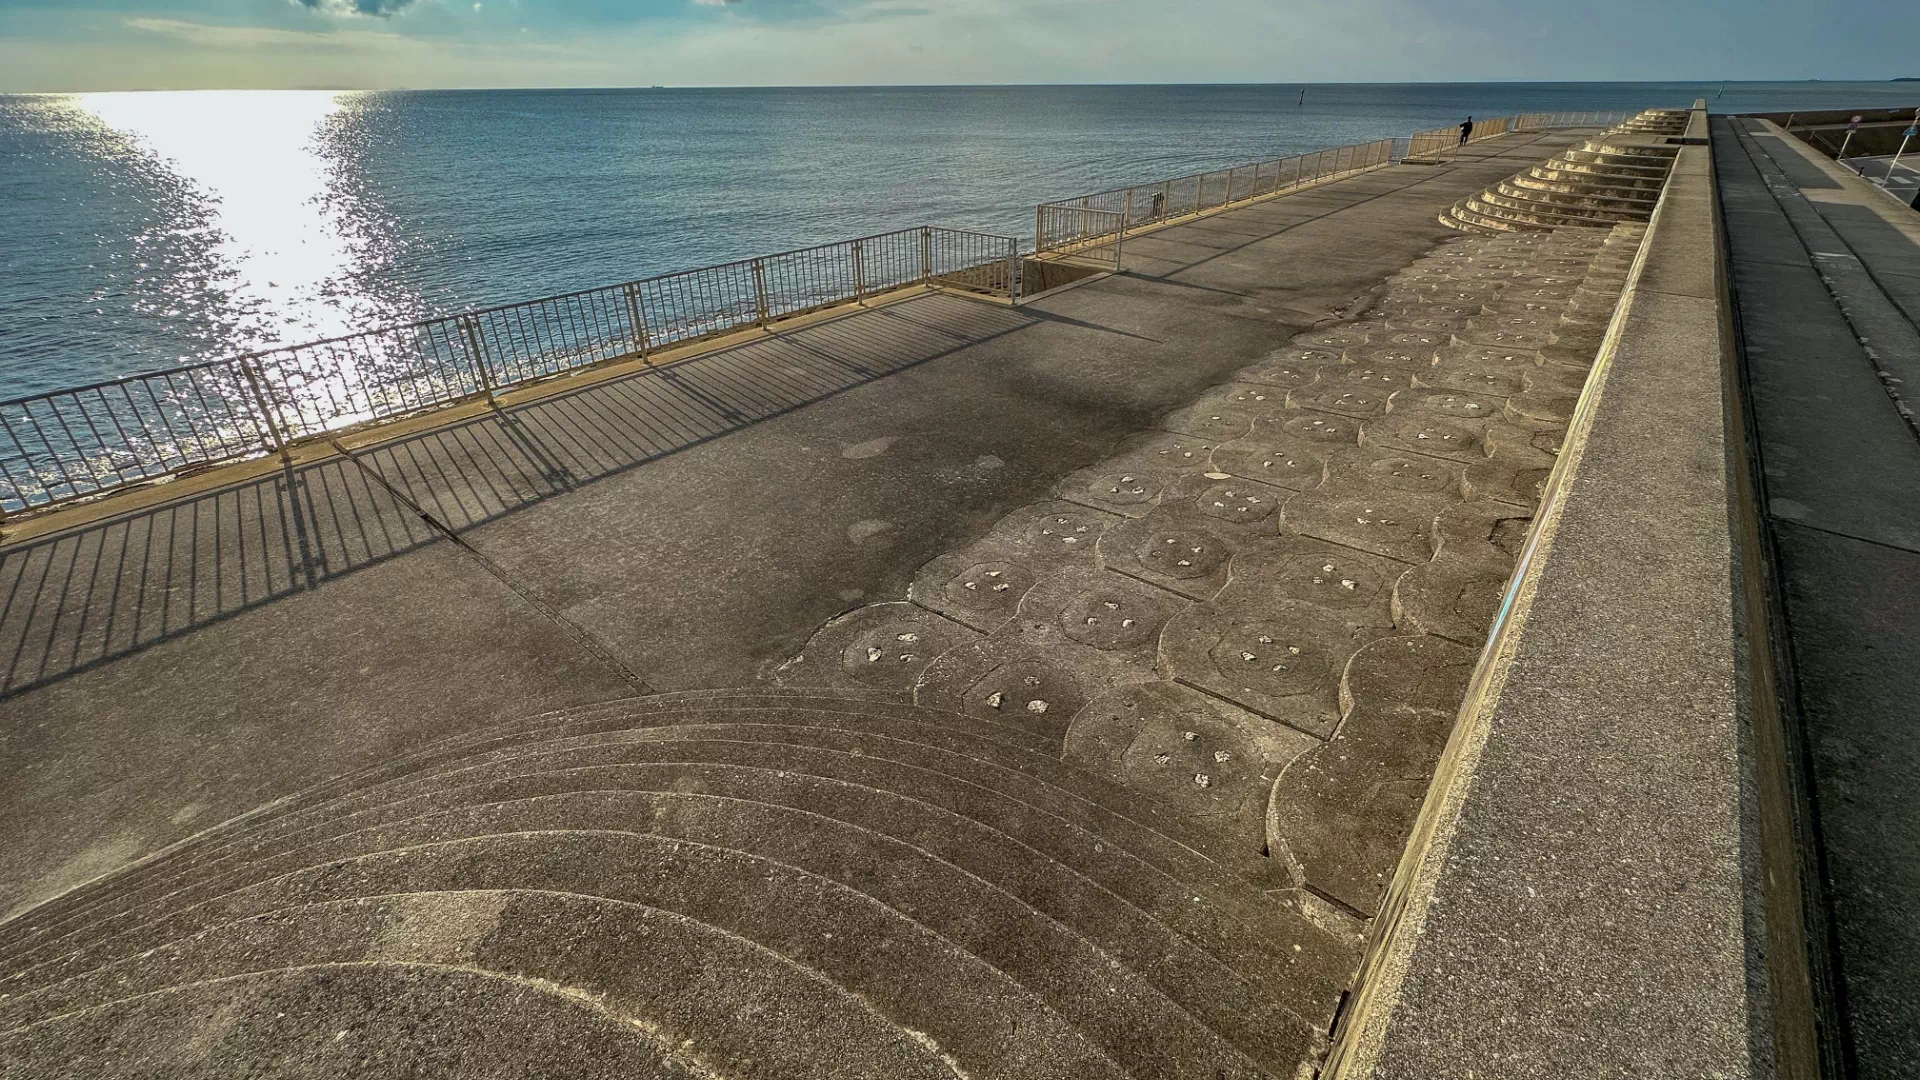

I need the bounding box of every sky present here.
[0,0,1913,93]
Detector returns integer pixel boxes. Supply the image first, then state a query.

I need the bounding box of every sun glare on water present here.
[72,89,401,355]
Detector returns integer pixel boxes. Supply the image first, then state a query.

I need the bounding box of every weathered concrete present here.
[777,222,1635,923]
[1717,115,1920,1079]
[1337,138,1774,1078]
[0,131,1588,925]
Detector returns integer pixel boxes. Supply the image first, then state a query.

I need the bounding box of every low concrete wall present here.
[1329,106,1812,1078]
[1018,256,1106,295]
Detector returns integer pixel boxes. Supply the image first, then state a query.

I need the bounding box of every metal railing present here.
[0,225,1019,514]
[1035,137,1402,255]
[1034,206,1126,270]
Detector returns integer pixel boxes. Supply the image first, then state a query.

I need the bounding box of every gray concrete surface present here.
[1344,141,1771,1080]
[1717,115,1920,1079]
[0,126,1654,1080]
[0,132,1585,920]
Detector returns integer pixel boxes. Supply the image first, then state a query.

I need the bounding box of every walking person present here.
[1459,116,1474,145]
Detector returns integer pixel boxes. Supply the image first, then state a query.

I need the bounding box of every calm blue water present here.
[3,81,1916,400]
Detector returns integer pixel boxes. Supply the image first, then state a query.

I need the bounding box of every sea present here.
[3,81,1916,401]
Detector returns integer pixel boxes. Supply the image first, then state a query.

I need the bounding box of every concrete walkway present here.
[0,131,1581,923]
[1716,116,1920,1077]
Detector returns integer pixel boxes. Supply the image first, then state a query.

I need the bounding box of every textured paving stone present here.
[776,601,983,690]
[910,500,1123,633]
[1053,431,1220,518]
[745,217,1639,1078]
[1267,635,1478,915]
[1163,599,1388,739]
[1065,680,1317,856]
[1233,351,1338,390]
[1321,446,1465,500]
[1252,406,1364,447]
[1463,454,1553,508]
[1288,383,1398,419]
[916,566,1187,737]
[1210,433,1334,491]
[1098,474,1294,601]
[1360,411,1487,462]
[1283,487,1448,565]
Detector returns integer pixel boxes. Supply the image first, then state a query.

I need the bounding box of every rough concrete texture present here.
[1355,144,1768,1080]
[781,221,1643,924]
[0,132,1644,1079]
[0,689,1355,1080]
[1718,116,1920,1078]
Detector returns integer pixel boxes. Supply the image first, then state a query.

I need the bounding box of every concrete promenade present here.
[1716,116,1920,1079]
[13,108,1898,1079]
[0,131,1577,920]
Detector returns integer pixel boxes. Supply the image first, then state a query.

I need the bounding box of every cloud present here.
[125,16,410,49]
[291,0,420,16]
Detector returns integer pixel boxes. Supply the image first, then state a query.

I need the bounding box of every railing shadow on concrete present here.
[0,291,1044,698]
[0,227,1020,518]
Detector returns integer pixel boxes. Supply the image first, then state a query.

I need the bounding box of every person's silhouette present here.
[1459,116,1475,145]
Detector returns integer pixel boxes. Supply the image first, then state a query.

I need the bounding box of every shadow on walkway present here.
[0,292,1043,696]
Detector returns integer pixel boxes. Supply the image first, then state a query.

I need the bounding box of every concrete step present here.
[1512,172,1666,199]
[4,732,1333,992]
[1530,158,1672,181]
[0,962,731,1079]
[1462,196,1637,231]
[0,690,1042,958]
[1473,190,1653,226]
[0,689,1360,1079]
[1,806,1312,1078]
[0,890,962,1080]
[1,712,1304,980]
[1495,180,1660,214]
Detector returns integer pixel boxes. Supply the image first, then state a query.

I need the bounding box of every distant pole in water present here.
[1716,82,1726,99]
[1298,87,1306,106]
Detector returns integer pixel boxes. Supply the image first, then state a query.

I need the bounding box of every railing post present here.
[1004,240,1019,304]
[1111,211,1124,271]
[920,226,933,286]
[751,258,771,327]
[1162,180,1173,220]
[1036,206,1047,254]
[1121,186,1133,240]
[459,314,498,405]
[1224,168,1234,206]
[235,354,290,460]
[622,283,651,362]
[852,239,867,303]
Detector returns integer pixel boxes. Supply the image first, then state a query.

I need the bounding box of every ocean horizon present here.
[3,80,1915,399]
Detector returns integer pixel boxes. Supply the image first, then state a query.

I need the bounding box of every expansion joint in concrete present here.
[326,436,655,696]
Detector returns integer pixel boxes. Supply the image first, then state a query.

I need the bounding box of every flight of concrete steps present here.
[1441,110,1689,233]
[0,687,1356,1079]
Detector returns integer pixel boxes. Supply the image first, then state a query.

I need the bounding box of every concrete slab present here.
[0,527,640,918]
[1771,521,1920,1077]
[1717,114,1920,1078]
